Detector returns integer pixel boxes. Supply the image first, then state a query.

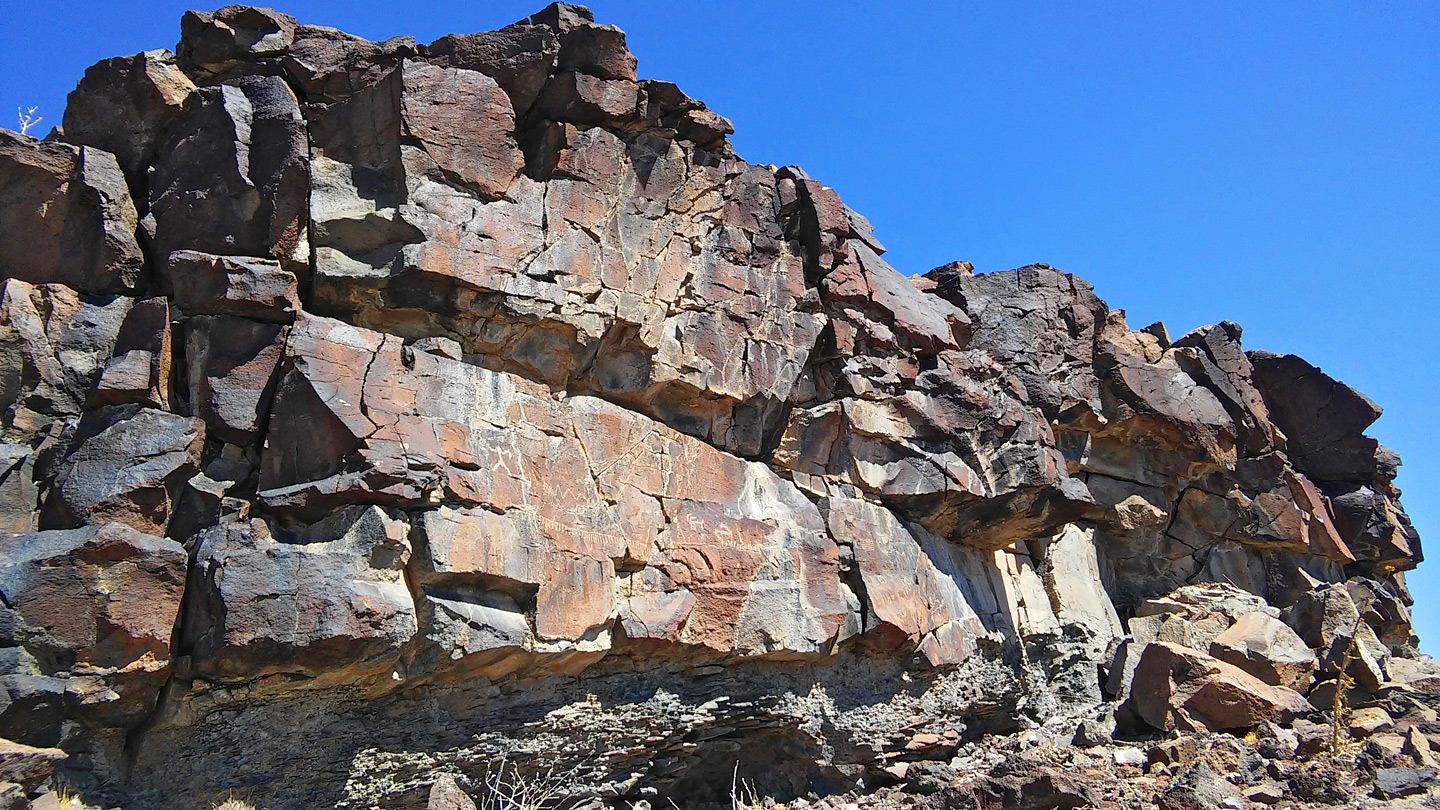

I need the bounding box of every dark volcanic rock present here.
[0,131,144,294]
[1372,767,1437,799]
[62,49,196,180]
[1250,351,1384,483]
[176,5,299,84]
[0,4,1425,809]
[184,314,288,445]
[163,250,300,321]
[91,297,174,409]
[0,278,131,441]
[149,74,308,263]
[45,406,203,534]
[183,508,416,686]
[0,523,186,742]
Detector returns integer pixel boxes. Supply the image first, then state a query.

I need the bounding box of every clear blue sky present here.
[3,2,1436,647]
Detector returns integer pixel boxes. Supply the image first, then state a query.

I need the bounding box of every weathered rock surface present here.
[0,133,144,295]
[44,406,203,535]
[183,507,416,686]
[149,75,309,264]
[0,524,186,743]
[63,50,196,180]
[0,740,66,795]
[1208,611,1317,692]
[1130,641,1314,732]
[826,496,986,666]
[0,3,1427,809]
[162,250,300,321]
[183,314,288,445]
[0,278,131,443]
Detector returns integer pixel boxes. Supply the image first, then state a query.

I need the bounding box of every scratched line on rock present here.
[534,512,630,550]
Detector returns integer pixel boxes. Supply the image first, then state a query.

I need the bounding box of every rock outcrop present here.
[0,4,1427,809]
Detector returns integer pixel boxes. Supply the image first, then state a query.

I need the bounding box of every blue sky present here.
[3,2,1436,646]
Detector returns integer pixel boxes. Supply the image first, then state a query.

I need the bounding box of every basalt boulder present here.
[44,406,203,535]
[0,523,186,742]
[182,507,416,687]
[1208,612,1317,693]
[1130,641,1314,733]
[0,133,144,295]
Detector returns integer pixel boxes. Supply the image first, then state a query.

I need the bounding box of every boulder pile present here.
[0,4,1429,808]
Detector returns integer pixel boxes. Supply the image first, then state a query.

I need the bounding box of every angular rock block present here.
[1208,612,1317,693]
[163,251,301,322]
[825,496,984,666]
[63,49,196,178]
[45,406,203,535]
[1130,641,1313,732]
[184,315,288,446]
[1250,351,1384,483]
[176,5,299,84]
[0,523,186,741]
[0,279,131,442]
[91,297,174,410]
[150,75,308,263]
[399,59,523,201]
[1285,583,1391,690]
[0,132,143,294]
[0,739,67,794]
[184,507,416,686]
[1039,522,1124,654]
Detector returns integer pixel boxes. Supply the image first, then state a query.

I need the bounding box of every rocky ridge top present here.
[0,4,1429,808]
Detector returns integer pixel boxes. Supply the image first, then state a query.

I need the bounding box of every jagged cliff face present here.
[0,4,1426,809]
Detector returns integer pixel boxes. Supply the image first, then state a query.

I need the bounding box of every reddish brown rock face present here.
[400,60,524,200]
[1130,641,1314,732]
[826,497,983,666]
[307,69,823,457]
[0,524,186,740]
[1208,612,1318,692]
[0,132,144,295]
[0,3,1426,806]
[259,313,848,669]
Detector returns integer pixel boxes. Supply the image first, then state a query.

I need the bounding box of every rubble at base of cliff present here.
[0,2,1430,809]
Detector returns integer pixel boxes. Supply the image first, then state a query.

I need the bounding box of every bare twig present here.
[1330,615,1363,754]
[477,753,581,810]
[17,106,41,136]
[730,762,762,810]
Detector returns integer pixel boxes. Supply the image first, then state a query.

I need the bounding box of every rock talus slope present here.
[0,4,1430,808]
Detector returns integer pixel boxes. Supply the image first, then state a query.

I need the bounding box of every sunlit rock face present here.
[0,3,1423,808]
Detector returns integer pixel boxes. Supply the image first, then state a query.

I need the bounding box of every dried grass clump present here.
[477,754,579,810]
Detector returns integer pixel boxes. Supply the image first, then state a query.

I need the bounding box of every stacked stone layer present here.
[0,4,1425,808]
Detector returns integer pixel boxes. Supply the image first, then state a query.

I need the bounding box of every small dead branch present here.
[478,753,581,810]
[730,761,764,810]
[17,106,41,136]
[1330,615,1363,754]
